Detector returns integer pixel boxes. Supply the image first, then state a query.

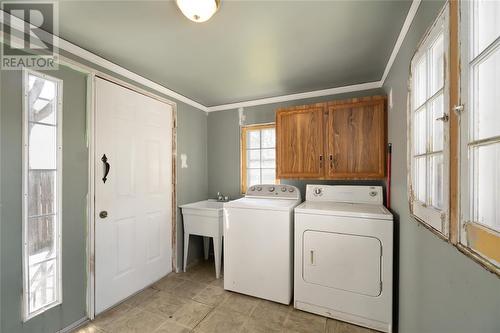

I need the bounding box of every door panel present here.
[303,230,382,297]
[276,104,325,178]
[326,97,385,178]
[95,78,172,314]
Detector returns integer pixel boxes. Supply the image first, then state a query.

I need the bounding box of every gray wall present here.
[1,66,88,333]
[207,88,385,200]
[383,1,500,333]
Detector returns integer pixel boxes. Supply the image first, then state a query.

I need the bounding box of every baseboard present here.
[57,317,89,333]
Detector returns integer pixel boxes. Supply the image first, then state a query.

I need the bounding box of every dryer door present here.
[303,230,382,297]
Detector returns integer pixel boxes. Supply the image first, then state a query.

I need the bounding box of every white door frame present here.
[86,72,177,320]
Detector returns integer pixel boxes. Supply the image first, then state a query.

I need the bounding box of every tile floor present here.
[74,259,377,333]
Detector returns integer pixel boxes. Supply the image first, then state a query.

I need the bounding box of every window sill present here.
[24,300,62,322]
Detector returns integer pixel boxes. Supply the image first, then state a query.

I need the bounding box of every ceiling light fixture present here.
[176,0,220,23]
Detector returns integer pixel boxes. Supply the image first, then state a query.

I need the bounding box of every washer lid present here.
[295,201,393,220]
[224,197,300,211]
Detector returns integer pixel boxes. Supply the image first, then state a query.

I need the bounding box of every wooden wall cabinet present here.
[276,96,386,179]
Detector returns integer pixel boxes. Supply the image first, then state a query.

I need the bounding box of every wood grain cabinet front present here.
[276,96,386,180]
[276,103,326,178]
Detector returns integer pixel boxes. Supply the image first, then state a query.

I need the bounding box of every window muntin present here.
[409,6,449,234]
[23,70,63,320]
[241,124,277,193]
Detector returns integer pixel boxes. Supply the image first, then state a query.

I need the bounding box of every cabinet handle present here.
[319,155,323,169]
[329,154,334,170]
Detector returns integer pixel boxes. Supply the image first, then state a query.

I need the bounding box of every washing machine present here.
[294,185,393,332]
[223,184,301,304]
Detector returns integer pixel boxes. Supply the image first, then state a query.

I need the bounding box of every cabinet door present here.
[276,104,325,178]
[326,97,386,178]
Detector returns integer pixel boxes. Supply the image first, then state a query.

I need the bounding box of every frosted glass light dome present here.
[176,0,220,23]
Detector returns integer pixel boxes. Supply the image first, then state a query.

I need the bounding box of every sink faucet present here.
[216,192,229,202]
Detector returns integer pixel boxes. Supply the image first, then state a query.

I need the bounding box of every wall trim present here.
[57,317,88,333]
[1,0,420,112]
[206,81,382,112]
[380,0,422,84]
[0,10,209,112]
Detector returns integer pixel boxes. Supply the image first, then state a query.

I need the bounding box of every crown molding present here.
[207,0,421,112]
[1,0,420,113]
[206,81,382,112]
[380,0,422,84]
[0,10,209,112]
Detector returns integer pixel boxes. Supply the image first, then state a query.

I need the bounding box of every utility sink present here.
[180,199,224,217]
[179,200,226,278]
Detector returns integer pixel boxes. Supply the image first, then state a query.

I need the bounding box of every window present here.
[240,123,278,193]
[409,6,450,235]
[459,0,500,267]
[22,70,63,320]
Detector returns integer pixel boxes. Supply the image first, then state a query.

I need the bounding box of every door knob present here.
[99,211,108,219]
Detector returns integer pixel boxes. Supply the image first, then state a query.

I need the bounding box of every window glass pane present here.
[430,93,444,152]
[473,47,500,140]
[247,130,260,149]
[28,171,56,217]
[247,168,261,188]
[24,74,61,318]
[413,56,427,108]
[474,0,500,57]
[28,215,56,265]
[414,156,427,202]
[429,34,444,95]
[29,259,57,313]
[261,128,275,148]
[29,76,56,125]
[430,154,444,209]
[261,149,275,168]
[29,124,57,169]
[413,107,427,155]
[261,169,276,184]
[246,149,260,168]
[472,143,500,231]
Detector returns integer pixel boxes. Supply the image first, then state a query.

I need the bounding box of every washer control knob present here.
[256,186,262,191]
[269,186,275,192]
[250,186,255,191]
[314,188,322,196]
[288,188,295,193]
[281,186,287,192]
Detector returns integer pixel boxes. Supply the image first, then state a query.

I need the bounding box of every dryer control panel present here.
[246,184,301,200]
[305,185,383,204]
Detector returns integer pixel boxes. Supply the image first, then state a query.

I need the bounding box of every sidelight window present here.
[22,70,63,320]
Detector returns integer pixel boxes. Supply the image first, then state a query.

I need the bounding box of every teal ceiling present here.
[56,0,412,106]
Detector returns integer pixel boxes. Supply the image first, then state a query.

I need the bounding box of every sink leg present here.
[203,237,210,260]
[183,233,190,272]
[214,236,222,279]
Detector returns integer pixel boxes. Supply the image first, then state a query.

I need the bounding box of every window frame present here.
[408,4,451,237]
[240,123,278,194]
[457,0,500,270]
[22,69,64,321]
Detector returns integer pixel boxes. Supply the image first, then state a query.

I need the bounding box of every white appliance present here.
[223,184,301,304]
[294,185,393,333]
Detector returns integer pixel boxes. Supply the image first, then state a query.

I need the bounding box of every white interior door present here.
[94,77,173,314]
